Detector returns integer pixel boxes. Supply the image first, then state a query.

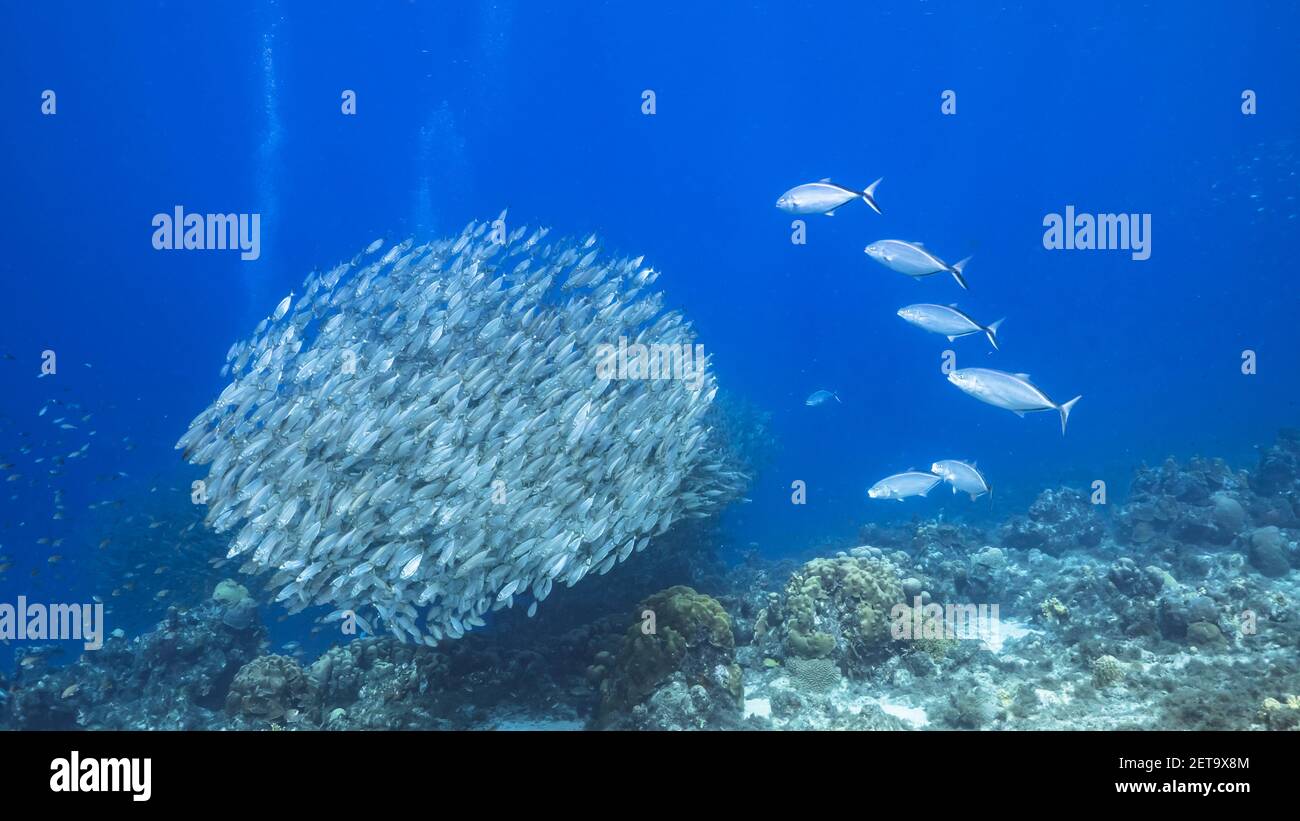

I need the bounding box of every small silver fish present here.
[273,293,293,321]
[867,471,941,501]
[805,389,840,406]
[930,459,990,500]
[777,178,882,216]
[897,304,1003,349]
[865,240,971,290]
[946,368,1081,434]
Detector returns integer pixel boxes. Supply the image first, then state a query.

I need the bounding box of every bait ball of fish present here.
[178,214,746,644]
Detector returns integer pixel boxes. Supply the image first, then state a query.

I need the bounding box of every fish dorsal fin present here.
[1014,373,1031,380]
[912,241,926,248]
[819,177,832,183]
[948,303,959,308]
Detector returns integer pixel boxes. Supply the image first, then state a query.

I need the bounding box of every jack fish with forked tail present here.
[867,471,941,501]
[865,240,972,290]
[946,368,1081,434]
[777,178,883,216]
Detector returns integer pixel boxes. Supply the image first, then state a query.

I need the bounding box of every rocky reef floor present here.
[3,430,1299,731]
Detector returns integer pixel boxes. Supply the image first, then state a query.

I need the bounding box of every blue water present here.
[1,1,1297,639]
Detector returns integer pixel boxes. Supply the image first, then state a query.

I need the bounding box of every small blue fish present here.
[805,390,841,407]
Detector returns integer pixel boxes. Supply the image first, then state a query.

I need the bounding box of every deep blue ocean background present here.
[1,1,1296,647]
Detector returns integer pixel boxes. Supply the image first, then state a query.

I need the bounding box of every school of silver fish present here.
[177,213,746,644]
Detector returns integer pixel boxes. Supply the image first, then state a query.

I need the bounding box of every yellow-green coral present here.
[597,586,741,722]
[1040,596,1070,623]
[785,627,836,659]
[763,556,904,673]
[212,579,250,606]
[1259,695,1300,730]
[1091,654,1125,688]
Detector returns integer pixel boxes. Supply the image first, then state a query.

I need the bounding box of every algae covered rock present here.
[999,487,1104,556]
[1250,428,1300,497]
[1116,457,1251,549]
[755,555,905,677]
[1247,526,1292,577]
[596,586,741,727]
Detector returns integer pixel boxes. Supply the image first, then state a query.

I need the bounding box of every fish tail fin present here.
[984,317,1004,350]
[862,178,883,214]
[1058,395,1082,435]
[950,256,972,290]
[833,392,841,403]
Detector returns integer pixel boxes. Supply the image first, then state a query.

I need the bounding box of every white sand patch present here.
[744,698,772,720]
[875,697,929,727]
[981,618,1037,653]
[1035,684,1074,708]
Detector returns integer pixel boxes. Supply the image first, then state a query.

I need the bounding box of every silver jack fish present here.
[864,240,972,290]
[897,304,1003,350]
[805,389,840,406]
[946,368,1081,434]
[930,459,990,500]
[867,471,941,501]
[776,178,883,216]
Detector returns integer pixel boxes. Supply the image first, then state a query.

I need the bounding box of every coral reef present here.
[1090,655,1125,688]
[595,586,742,728]
[1116,457,1250,552]
[785,657,841,692]
[754,551,905,677]
[226,654,320,725]
[3,594,265,730]
[1258,695,1300,730]
[1249,428,1300,507]
[5,430,1299,732]
[999,487,1104,556]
